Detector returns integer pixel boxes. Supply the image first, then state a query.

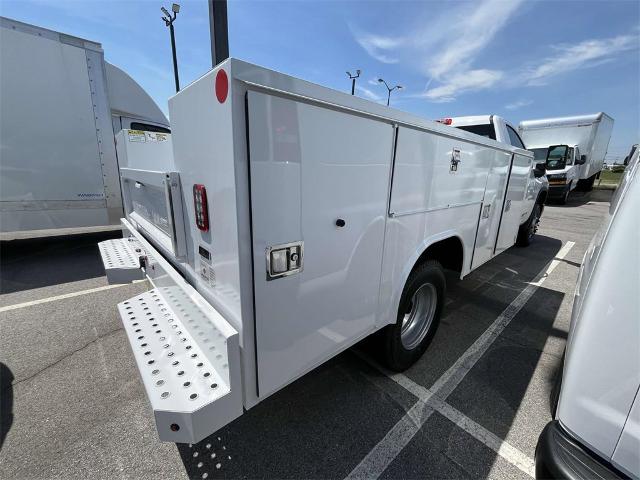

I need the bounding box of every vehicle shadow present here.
[0,230,122,294]
[0,363,14,451]
[176,234,569,479]
[548,188,613,207]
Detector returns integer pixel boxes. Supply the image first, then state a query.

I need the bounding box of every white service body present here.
[0,17,168,233]
[448,115,549,223]
[518,113,614,192]
[99,59,540,443]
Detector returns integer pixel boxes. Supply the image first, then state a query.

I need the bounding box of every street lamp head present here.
[397,85,403,90]
[161,6,170,16]
[356,69,361,76]
[378,78,384,83]
[346,71,351,77]
[172,3,180,13]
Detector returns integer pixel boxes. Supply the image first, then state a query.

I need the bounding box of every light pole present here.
[378,78,402,106]
[346,70,361,95]
[161,4,181,92]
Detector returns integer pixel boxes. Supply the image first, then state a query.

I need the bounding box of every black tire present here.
[516,203,542,247]
[558,184,570,205]
[380,260,445,371]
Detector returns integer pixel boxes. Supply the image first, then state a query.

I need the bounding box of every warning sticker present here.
[146,132,168,143]
[199,262,216,288]
[128,130,146,142]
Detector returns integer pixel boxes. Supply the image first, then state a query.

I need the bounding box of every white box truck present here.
[98,59,544,443]
[518,113,614,202]
[0,17,169,234]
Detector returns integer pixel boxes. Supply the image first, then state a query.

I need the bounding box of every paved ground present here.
[0,189,612,479]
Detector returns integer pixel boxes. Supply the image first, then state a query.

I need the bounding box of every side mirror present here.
[534,162,546,178]
[577,154,587,165]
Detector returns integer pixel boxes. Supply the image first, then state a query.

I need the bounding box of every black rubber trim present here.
[535,421,628,480]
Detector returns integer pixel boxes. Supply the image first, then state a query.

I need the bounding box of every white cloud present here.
[356,85,383,102]
[426,0,524,79]
[350,0,524,102]
[423,69,503,102]
[351,30,404,64]
[522,34,639,86]
[505,99,533,110]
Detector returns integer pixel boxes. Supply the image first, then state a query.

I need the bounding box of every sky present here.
[2,0,639,162]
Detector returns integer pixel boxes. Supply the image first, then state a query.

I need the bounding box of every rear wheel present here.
[380,260,445,371]
[516,203,542,247]
[558,184,571,205]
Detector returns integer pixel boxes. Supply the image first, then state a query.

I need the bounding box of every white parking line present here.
[0,280,146,313]
[359,358,536,477]
[347,241,575,479]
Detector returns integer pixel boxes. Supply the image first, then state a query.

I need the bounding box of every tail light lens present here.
[193,184,209,232]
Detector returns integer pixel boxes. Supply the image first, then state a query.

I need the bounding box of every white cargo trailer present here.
[0,17,169,233]
[518,113,614,196]
[99,59,541,443]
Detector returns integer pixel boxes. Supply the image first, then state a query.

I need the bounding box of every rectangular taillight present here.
[193,184,209,232]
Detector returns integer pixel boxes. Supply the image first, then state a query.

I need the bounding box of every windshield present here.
[546,145,569,170]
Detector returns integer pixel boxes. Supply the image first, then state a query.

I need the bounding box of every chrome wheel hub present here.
[401,283,437,350]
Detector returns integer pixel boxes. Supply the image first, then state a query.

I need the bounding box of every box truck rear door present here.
[246,91,393,397]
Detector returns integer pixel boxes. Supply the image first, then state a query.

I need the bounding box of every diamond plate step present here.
[98,238,146,284]
[118,287,242,443]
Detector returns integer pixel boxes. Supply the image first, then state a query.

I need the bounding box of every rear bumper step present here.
[98,237,146,284]
[100,220,243,443]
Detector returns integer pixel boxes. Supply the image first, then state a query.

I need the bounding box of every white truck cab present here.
[530,144,586,204]
[445,115,549,245]
[535,147,640,479]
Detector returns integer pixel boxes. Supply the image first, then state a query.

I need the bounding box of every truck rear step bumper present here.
[99,220,243,443]
[98,237,146,284]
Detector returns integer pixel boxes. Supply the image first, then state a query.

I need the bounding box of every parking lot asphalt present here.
[0,189,612,479]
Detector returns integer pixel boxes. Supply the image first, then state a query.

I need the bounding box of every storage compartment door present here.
[494,153,530,255]
[247,91,393,397]
[471,151,512,269]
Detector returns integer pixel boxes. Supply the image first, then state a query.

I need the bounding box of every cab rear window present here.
[455,124,496,140]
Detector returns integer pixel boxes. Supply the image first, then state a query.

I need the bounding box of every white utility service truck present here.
[444,115,549,245]
[518,113,614,202]
[99,59,544,443]
[0,17,169,233]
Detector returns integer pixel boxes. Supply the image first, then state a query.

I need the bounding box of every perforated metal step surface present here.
[98,238,146,284]
[118,287,241,443]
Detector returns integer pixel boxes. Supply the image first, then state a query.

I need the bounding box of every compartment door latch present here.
[266,241,303,280]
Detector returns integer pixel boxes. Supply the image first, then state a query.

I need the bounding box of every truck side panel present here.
[379,126,497,328]
[0,27,106,204]
[247,91,393,397]
[586,115,614,179]
[494,152,530,254]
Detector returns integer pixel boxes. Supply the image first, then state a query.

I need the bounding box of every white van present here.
[535,147,639,478]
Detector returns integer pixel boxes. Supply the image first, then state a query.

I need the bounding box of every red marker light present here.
[436,118,453,125]
[193,184,210,232]
[215,69,228,104]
